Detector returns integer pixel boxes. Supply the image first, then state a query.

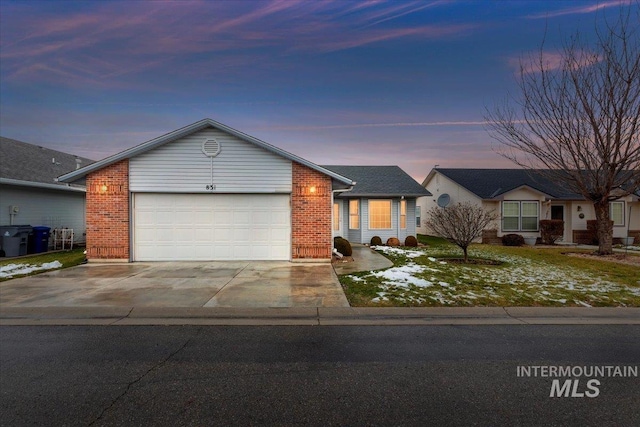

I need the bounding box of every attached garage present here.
[58,118,353,262]
[133,193,291,261]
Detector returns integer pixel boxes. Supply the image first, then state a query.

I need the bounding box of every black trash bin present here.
[0,225,32,257]
[32,226,51,254]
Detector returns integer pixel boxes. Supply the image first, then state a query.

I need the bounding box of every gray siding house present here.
[322,165,431,244]
[0,137,93,244]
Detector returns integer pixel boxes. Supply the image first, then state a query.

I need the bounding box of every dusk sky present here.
[0,0,632,181]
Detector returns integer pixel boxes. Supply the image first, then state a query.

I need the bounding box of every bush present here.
[334,237,353,256]
[404,235,418,247]
[539,220,564,245]
[386,237,401,247]
[502,234,525,246]
[370,236,382,246]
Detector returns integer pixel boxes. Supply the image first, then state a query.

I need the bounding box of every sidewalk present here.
[1,306,638,326]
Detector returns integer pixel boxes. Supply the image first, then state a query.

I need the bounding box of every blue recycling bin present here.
[32,226,51,253]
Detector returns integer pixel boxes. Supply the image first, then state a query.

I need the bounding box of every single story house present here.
[417,168,640,244]
[0,136,93,244]
[59,118,362,262]
[322,165,431,244]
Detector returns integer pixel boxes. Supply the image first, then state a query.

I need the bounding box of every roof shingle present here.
[322,165,431,197]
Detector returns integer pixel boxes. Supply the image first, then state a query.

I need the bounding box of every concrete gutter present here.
[1,307,638,326]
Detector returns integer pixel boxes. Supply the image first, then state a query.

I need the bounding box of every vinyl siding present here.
[0,184,86,242]
[129,128,292,193]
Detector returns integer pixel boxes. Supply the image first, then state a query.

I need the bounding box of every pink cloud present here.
[509,50,601,75]
[527,0,631,19]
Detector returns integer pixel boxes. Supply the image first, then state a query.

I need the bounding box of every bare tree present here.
[486,7,640,255]
[425,202,498,263]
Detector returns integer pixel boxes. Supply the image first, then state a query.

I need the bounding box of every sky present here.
[0,0,633,181]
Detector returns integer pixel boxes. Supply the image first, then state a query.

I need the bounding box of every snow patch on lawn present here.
[372,246,424,258]
[369,263,434,288]
[0,261,63,278]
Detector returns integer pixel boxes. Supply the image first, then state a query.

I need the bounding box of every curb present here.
[1,307,639,326]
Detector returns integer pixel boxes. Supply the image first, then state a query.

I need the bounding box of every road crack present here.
[502,307,530,324]
[87,329,199,426]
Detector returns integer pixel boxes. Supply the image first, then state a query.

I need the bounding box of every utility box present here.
[32,226,51,254]
[0,225,33,257]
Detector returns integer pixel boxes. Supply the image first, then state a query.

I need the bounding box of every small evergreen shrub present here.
[334,237,353,256]
[502,234,525,246]
[370,236,382,246]
[539,220,564,245]
[386,237,401,247]
[404,235,418,247]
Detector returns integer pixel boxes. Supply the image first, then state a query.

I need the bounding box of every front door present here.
[333,202,343,238]
[551,205,565,242]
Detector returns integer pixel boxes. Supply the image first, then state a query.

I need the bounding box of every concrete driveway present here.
[0,262,349,308]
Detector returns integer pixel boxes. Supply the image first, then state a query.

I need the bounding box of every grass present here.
[339,235,640,307]
[0,248,86,281]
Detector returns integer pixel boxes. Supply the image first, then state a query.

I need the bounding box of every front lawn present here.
[0,249,85,281]
[339,236,640,307]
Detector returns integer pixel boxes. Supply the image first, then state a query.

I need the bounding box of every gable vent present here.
[202,138,221,157]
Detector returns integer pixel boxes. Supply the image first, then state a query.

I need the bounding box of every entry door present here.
[333,202,343,238]
[551,205,565,242]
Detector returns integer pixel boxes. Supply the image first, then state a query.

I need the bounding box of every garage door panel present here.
[134,194,291,261]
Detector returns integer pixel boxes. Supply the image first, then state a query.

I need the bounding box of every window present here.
[416,205,421,227]
[369,200,392,229]
[349,200,360,229]
[502,201,539,231]
[333,203,340,231]
[521,202,539,231]
[400,200,407,229]
[610,201,624,226]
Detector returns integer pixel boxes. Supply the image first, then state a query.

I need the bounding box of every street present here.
[1,325,639,426]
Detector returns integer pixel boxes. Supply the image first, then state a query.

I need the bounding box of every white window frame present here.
[610,201,625,226]
[400,200,407,229]
[502,201,539,232]
[416,205,421,227]
[368,200,392,230]
[349,200,360,229]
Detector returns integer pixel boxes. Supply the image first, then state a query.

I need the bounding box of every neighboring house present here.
[59,118,355,262]
[417,168,640,244]
[322,165,431,244]
[0,137,93,244]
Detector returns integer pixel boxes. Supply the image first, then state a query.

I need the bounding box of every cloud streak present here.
[527,0,631,19]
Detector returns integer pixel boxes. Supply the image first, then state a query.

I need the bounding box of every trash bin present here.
[0,225,32,257]
[32,226,51,254]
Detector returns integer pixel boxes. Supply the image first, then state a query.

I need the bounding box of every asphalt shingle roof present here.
[0,137,94,186]
[322,165,431,197]
[435,169,588,200]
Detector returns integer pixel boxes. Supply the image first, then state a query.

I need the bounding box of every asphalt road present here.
[1,325,638,426]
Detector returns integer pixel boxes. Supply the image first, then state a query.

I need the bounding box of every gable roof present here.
[428,168,586,200]
[0,136,94,192]
[322,165,432,198]
[58,118,353,187]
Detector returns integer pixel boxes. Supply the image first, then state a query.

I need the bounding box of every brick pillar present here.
[291,162,332,260]
[85,159,130,261]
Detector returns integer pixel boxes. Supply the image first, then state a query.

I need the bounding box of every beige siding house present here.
[417,168,640,244]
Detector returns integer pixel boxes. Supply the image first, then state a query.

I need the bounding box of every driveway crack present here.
[202,263,249,306]
[87,329,199,426]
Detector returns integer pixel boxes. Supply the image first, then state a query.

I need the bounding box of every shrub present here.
[386,237,401,247]
[334,237,353,256]
[404,235,418,247]
[370,236,382,246]
[539,220,564,245]
[502,234,525,246]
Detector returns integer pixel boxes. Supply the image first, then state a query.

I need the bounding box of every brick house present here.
[59,119,354,262]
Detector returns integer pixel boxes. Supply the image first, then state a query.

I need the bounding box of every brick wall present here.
[291,162,332,259]
[85,160,130,260]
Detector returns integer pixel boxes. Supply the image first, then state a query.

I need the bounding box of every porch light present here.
[577,206,582,212]
[309,186,317,194]
[100,184,108,193]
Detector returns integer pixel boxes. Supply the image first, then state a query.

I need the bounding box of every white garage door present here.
[133,193,291,261]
